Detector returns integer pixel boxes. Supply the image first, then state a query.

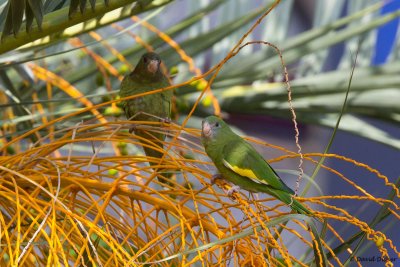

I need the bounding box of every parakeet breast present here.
[119,74,171,121]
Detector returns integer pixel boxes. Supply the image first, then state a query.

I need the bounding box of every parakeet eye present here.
[215,122,219,127]
[143,57,149,63]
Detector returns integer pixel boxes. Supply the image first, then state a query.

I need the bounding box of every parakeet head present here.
[201,116,228,141]
[133,52,163,79]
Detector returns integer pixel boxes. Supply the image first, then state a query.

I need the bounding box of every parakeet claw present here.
[227,185,240,197]
[161,117,171,124]
[211,173,223,184]
[128,125,137,133]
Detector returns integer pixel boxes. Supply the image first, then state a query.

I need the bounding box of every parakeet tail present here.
[270,189,312,215]
[290,198,312,215]
[139,132,174,187]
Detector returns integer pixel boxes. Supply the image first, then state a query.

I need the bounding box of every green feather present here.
[201,116,312,215]
[119,52,173,186]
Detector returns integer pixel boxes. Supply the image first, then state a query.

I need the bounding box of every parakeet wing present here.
[222,140,294,194]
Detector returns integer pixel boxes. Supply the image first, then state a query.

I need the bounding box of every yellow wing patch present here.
[222,159,269,185]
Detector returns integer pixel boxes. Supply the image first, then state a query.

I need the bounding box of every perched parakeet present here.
[201,116,311,215]
[119,52,173,186]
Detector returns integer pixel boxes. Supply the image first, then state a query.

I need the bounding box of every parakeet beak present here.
[147,59,159,74]
[202,121,212,138]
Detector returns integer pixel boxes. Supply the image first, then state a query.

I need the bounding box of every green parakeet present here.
[201,116,311,215]
[119,52,173,186]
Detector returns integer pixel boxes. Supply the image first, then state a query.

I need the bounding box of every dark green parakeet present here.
[119,52,173,186]
[201,116,311,215]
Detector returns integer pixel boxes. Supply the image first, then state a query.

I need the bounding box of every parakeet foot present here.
[128,125,137,134]
[161,117,171,124]
[227,185,240,197]
[211,173,223,184]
